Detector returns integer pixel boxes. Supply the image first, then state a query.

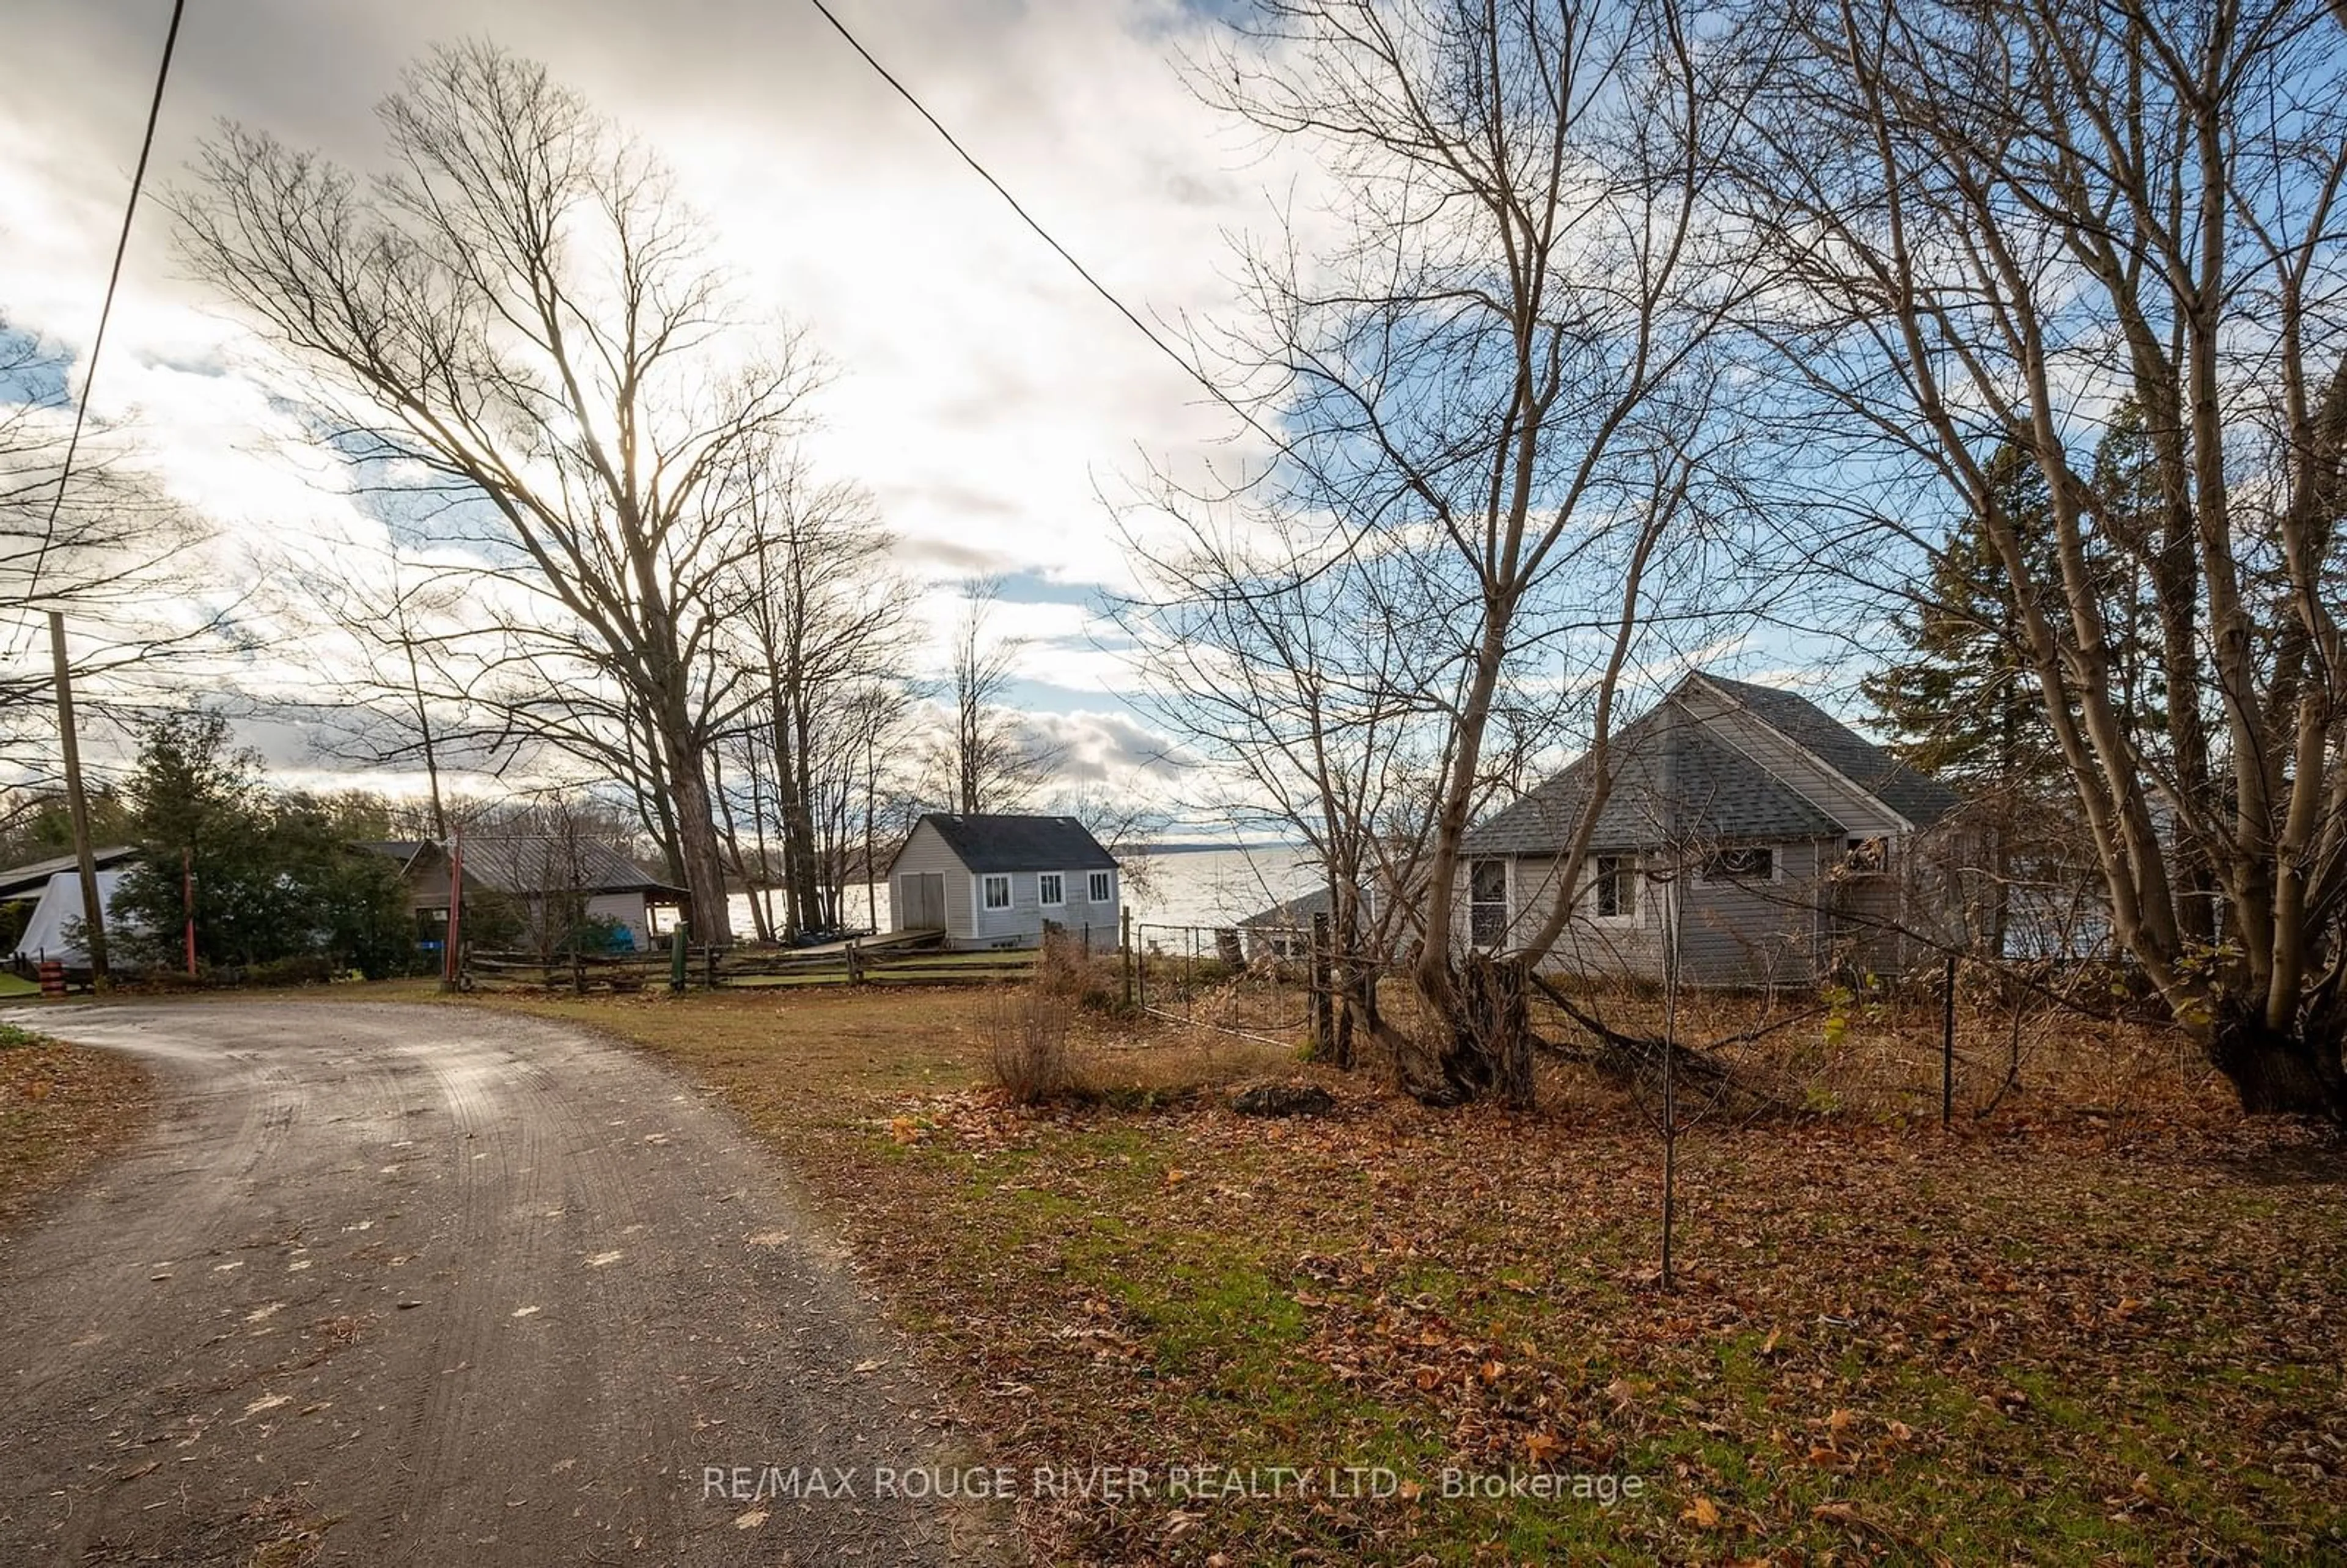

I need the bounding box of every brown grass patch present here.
[424,982,2346,1565]
[0,1021,153,1231]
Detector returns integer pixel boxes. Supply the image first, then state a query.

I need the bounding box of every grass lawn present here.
[0,970,40,997]
[437,983,2343,1565]
[0,1022,153,1232]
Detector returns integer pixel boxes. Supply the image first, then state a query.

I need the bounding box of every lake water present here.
[702,844,1320,942]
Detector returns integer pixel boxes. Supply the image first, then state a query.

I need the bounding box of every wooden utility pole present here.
[441,829,465,992]
[48,612,108,987]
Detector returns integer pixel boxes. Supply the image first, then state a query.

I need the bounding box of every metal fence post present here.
[1309,910,1333,1052]
[1942,953,1958,1128]
[1122,909,1134,1009]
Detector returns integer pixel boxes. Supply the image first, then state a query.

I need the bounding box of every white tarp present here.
[9,868,142,965]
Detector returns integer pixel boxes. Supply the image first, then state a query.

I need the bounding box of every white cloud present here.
[0,0,1324,809]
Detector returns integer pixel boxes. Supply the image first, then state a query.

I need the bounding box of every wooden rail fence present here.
[463,935,1037,994]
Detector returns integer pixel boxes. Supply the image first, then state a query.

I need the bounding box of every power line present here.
[23,0,190,614]
[801,0,1287,455]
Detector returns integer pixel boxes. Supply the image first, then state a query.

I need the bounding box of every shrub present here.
[243,955,337,988]
[1035,928,1122,1013]
[985,987,1082,1105]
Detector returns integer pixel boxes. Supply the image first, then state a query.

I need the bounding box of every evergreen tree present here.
[111,711,418,978]
[1864,420,2170,958]
[1863,442,2062,786]
[1863,443,2066,954]
[2084,400,2170,747]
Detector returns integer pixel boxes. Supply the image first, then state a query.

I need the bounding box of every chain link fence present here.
[1131,921,1320,1046]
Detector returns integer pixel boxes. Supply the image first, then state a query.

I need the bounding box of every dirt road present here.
[0,1002,1004,1566]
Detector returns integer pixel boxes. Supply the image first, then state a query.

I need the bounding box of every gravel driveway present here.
[0,1001,1004,1566]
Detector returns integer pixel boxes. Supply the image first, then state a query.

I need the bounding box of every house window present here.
[1038,872,1064,907]
[1469,857,1508,947]
[1699,846,1776,883]
[1087,870,1113,903]
[982,874,1012,910]
[1843,835,1889,873]
[1593,854,1637,919]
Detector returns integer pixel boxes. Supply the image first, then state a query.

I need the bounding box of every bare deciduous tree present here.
[1167,0,1756,1104]
[174,40,828,944]
[718,449,914,936]
[924,576,1059,816]
[1723,0,2347,1117]
[1,324,213,761]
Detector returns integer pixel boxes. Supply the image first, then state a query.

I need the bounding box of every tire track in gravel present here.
[0,1002,1010,1567]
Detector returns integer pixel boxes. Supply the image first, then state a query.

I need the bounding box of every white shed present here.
[8,868,144,968]
[887,813,1120,951]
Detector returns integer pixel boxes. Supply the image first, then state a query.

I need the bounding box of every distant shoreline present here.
[1141,842,1306,857]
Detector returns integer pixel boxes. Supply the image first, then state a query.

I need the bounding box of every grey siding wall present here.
[583,892,652,949]
[1454,841,1832,987]
[1503,855,1669,982]
[964,868,1120,949]
[889,822,974,937]
[969,868,1041,946]
[1058,870,1119,949]
[891,823,1120,950]
[1676,838,1827,987]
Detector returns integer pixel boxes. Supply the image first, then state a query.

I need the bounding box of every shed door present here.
[900,873,946,929]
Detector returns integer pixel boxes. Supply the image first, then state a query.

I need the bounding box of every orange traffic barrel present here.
[37,961,65,998]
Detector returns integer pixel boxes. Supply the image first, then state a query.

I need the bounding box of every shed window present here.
[1843,835,1889,873]
[1038,872,1064,906]
[1087,870,1113,903]
[1469,857,1509,947]
[1593,855,1637,919]
[982,874,1012,910]
[1699,846,1776,883]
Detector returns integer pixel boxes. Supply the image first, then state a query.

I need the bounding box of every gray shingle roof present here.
[439,837,683,898]
[1465,708,1845,855]
[1239,887,1332,928]
[1694,673,1960,827]
[911,814,1117,874]
[0,846,139,903]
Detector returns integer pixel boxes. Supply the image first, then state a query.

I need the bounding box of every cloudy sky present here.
[2,0,1295,801]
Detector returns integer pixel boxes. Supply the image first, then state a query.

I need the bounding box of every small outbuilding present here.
[367,837,685,954]
[6,868,144,970]
[886,813,1120,950]
[1458,671,1964,987]
[0,846,141,904]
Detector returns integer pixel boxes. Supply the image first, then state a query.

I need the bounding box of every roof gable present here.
[1692,673,1960,828]
[0,845,140,903]
[1464,705,1845,856]
[410,837,683,897]
[908,813,1117,874]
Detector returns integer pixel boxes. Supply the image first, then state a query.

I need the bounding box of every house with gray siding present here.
[1458,672,1963,987]
[887,813,1120,950]
[367,838,684,954]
